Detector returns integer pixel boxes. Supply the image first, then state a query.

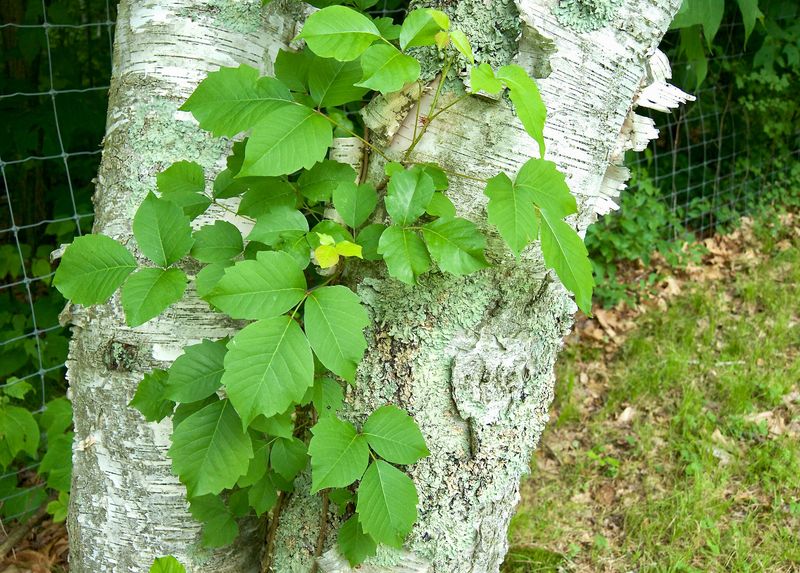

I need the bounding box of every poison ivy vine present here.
[53,4,593,567]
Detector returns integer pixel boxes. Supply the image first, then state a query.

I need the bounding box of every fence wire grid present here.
[0,5,798,522]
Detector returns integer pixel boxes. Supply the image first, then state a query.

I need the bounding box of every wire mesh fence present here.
[0,3,798,523]
[0,0,114,520]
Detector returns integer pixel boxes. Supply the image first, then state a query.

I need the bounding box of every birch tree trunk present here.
[65,0,687,572]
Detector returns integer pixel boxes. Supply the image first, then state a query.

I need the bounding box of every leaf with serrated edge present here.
[308,416,369,493]
[133,193,194,267]
[206,251,306,320]
[165,339,227,403]
[356,460,418,547]
[363,405,429,465]
[421,217,489,276]
[484,173,538,257]
[121,268,187,327]
[384,168,435,226]
[377,226,431,285]
[304,285,370,383]
[169,399,253,497]
[297,6,380,61]
[356,44,420,94]
[222,316,314,427]
[514,158,576,219]
[53,234,137,305]
[339,515,377,566]
[539,214,594,315]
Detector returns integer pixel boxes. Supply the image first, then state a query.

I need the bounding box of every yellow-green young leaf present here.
[298,160,357,204]
[339,515,377,567]
[165,339,227,403]
[484,173,538,257]
[515,158,577,219]
[469,63,503,95]
[377,226,431,285]
[449,30,474,63]
[53,234,137,305]
[356,44,421,94]
[434,30,449,49]
[239,106,332,177]
[309,57,370,107]
[206,250,307,320]
[356,460,418,548]
[150,556,186,573]
[399,8,449,50]
[308,416,369,493]
[270,436,308,481]
[363,405,429,465]
[421,217,489,276]
[0,405,39,461]
[133,193,194,267]
[356,223,386,261]
[179,64,293,137]
[539,214,594,315]
[248,206,309,246]
[315,244,340,268]
[304,285,370,383]
[46,491,69,523]
[296,6,381,61]
[335,241,363,259]
[496,64,547,156]
[191,221,243,263]
[334,182,378,228]
[187,494,239,548]
[384,167,435,226]
[121,268,187,327]
[425,192,456,218]
[129,369,174,423]
[169,399,253,497]
[223,316,314,427]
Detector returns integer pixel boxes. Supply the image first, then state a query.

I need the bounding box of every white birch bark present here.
[65,0,687,572]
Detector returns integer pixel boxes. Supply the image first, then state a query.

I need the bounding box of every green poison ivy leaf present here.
[169,399,253,497]
[356,460,418,548]
[309,57,370,107]
[274,48,313,92]
[270,436,308,481]
[40,398,72,439]
[373,16,401,41]
[156,161,210,219]
[206,250,307,320]
[356,223,386,261]
[180,64,293,137]
[237,442,269,488]
[195,261,232,299]
[248,473,279,516]
[236,179,297,217]
[53,234,137,305]
[121,268,187,327]
[399,8,449,50]
[308,416,369,493]
[239,105,332,177]
[425,192,456,218]
[298,160,357,204]
[133,193,194,267]
[363,405,429,465]
[165,339,227,403]
[539,214,594,315]
[187,494,239,548]
[356,44,421,94]
[449,30,474,63]
[736,0,762,42]
[334,182,378,228]
[129,369,174,423]
[377,225,431,285]
[248,206,309,246]
[150,556,186,573]
[0,405,39,461]
[304,285,370,383]
[484,172,538,257]
[46,491,69,523]
[253,411,294,439]
[469,63,503,95]
[297,6,381,61]
[515,158,577,219]
[191,221,244,263]
[222,316,314,427]
[496,64,547,156]
[308,377,344,417]
[384,167,435,226]
[38,432,72,492]
[339,515,377,567]
[421,217,489,276]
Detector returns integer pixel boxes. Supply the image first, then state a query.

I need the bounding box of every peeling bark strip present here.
[66,0,683,572]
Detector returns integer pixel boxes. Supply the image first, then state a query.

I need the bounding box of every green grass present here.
[505,219,800,572]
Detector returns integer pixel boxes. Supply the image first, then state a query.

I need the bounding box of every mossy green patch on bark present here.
[553,0,623,33]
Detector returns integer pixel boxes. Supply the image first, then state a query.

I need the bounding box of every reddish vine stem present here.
[261,491,290,573]
[309,490,330,573]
